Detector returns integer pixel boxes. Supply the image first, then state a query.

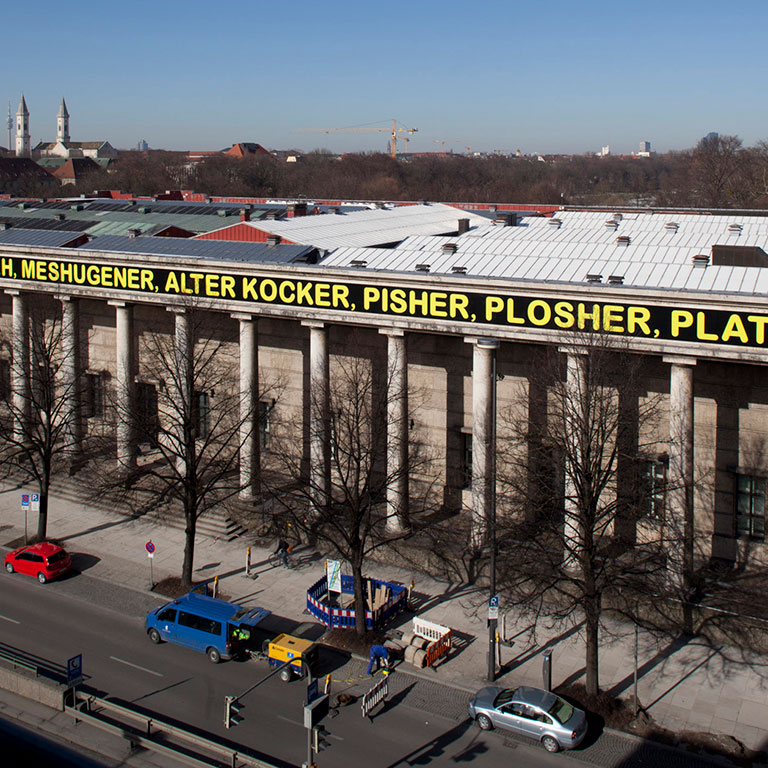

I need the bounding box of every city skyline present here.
[4,0,767,155]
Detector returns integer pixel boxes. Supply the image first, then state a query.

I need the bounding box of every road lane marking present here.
[0,614,20,624]
[109,656,163,677]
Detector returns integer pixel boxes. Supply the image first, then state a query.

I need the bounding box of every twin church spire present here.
[14,95,70,157]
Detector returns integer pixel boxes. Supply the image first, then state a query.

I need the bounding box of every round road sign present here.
[146,540,155,554]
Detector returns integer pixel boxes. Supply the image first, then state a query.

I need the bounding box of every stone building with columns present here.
[0,207,766,572]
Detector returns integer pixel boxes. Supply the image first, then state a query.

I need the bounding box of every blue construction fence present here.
[306,573,406,630]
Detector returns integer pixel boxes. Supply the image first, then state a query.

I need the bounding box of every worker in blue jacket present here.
[367,644,390,675]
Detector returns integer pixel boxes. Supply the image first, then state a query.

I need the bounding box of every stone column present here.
[110,301,136,472]
[59,295,83,461]
[664,356,696,590]
[470,338,499,549]
[563,351,588,569]
[303,322,330,514]
[233,313,259,498]
[170,308,192,473]
[380,329,408,533]
[8,291,30,441]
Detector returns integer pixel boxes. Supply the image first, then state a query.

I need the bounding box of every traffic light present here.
[224,695,245,728]
[311,725,331,753]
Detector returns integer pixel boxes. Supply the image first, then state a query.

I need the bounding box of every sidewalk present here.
[1,483,766,758]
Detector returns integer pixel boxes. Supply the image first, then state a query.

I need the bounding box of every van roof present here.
[168,591,270,625]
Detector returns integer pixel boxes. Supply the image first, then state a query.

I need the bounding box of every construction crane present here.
[432,138,465,154]
[297,119,417,159]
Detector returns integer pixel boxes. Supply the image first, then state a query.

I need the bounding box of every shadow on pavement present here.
[384,719,484,767]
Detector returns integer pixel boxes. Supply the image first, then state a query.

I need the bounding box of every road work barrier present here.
[402,617,452,668]
[361,675,388,718]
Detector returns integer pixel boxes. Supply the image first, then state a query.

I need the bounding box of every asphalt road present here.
[0,568,575,768]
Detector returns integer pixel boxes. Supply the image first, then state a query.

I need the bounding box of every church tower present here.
[56,97,70,143]
[15,94,30,158]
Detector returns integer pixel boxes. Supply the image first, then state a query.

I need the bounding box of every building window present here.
[736,474,766,541]
[641,458,667,520]
[192,391,210,440]
[461,431,473,489]
[137,381,159,445]
[259,400,271,450]
[83,372,104,418]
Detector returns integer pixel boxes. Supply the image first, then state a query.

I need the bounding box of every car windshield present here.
[493,688,519,708]
[47,551,67,564]
[547,696,574,724]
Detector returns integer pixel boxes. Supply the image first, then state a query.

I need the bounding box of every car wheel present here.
[542,735,560,753]
[207,647,221,663]
[5,562,14,574]
[37,572,47,584]
[476,714,493,731]
[148,628,162,644]
[280,667,293,683]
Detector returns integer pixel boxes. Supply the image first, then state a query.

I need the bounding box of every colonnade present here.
[5,292,698,554]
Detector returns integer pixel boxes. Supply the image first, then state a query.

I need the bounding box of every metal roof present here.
[247,203,488,249]
[0,229,87,248]
[320,210,768,296]
[83,235,316,264]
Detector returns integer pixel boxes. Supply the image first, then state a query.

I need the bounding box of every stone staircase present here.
[45,472,249,543]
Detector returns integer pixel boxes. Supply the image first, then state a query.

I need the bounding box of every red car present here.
[4,542,72,583]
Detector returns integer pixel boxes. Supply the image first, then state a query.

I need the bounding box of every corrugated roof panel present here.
[0,228,85,247]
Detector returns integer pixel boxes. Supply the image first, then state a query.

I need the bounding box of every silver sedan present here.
[468,685,588,753]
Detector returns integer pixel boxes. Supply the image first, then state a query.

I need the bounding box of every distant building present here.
[52,157,102,186]
[15,95,30,158]
[137,139,149,152]
[32,98,117,160]
[599,145,610,157]
[637,140,653,158]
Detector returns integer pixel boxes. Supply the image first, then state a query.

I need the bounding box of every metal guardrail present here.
[66,691,290,768]
[0,648,38,676]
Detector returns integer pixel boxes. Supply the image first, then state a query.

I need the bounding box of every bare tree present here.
[264,349,439,637]
[0,303,82,540]
[495,337,667,697]
[106,306,276,588]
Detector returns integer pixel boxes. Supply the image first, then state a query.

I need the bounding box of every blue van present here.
[145,588,270,663]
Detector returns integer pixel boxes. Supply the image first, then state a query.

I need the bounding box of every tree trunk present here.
[36,485,49,542]
[181,509,196,589]
[584,594,600,697]
[351,549,367,638]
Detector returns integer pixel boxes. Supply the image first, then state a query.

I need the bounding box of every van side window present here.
[158,608,177,622]
[178,611,221,635]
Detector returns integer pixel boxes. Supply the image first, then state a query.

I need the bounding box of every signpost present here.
[67,654,83,687]
[146,540,155,588]
[488,595,499,621]
[20,494,29,544]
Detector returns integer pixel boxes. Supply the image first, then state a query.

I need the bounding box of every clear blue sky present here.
[4,0,767,155]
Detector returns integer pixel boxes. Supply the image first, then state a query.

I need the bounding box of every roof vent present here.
[350,259,367,268]
[604,220,619,230]
[54,213,66,221]
[137,206,150,214]
[692,254,710,268]
[70,203,84,211]
[612,213,623,221]
[616,235,631,246]
[265,211,278,220]
[586,273,603,283]
[17,202,29,210]
[442,243,458,256]
[217,208,229,217]
[204,197,212,204]
[608,274,624,285]
[451,265,467,274]
[458,218,470,234]
[665,221,679,232]
[266,234,281,247]
[489,205,498,215]
[728,223,743,233]
[0,222,12,230]
[548,218,562,228]
[415,263,431,272]
[127,228,141,238]
[494,213,516,227]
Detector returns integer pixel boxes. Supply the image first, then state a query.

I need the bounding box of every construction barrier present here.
[306,574,406,631]
[403,617,452,668]
[361,675,388,718]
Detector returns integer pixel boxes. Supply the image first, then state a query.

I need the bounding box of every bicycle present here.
[268,548,293,569]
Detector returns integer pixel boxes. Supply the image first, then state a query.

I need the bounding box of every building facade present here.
[0,207,766,574]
